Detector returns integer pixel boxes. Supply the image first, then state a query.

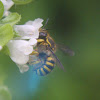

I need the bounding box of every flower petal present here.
[28,38,37,46]
[1,0,14,16]
[15,40,34,55]
[16,64,29,73]
[14,18,44,39]
[7,40,33,64]
[14,25,39,39]
[0,46,2,50]
[25,18,43,28]
[1,0,14,10]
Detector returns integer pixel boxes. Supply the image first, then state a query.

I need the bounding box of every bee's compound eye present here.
[39,32,47,37]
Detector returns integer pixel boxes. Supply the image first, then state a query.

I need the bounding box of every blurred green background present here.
[0,0,100,100]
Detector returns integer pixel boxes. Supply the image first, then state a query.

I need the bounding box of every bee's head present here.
[39,28,48,39]
[39,32,47,38]
[39,18,49,39]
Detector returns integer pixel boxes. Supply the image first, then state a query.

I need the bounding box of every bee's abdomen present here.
[36,56,55,76]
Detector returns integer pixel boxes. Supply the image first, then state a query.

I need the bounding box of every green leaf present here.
[0,13,21,26]
[0,86,12,100]
[12,0,33,5]
[0,24,13,47]
[13,31,21,38]
[0,1,4,19]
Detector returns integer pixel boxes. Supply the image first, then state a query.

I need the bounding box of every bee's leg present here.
[37,39,44,43]
[30,51,39,55]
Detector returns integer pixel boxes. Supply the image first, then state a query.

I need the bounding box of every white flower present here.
[16,64,29,73]
[1,0,14,16]
[28,38,37,46]
[14,18,43,39]
[7,18,44,73]
[0,46,2,51]
[7,40,37,65]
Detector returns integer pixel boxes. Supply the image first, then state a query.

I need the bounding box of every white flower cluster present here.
[1,0,44,73]
[8,18,43,73]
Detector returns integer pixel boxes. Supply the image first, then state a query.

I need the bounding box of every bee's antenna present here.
[46,28,52,30]
[42,18,49,29]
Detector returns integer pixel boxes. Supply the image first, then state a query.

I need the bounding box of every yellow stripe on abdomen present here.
[41,68,46,75]
[46,61,54,67]
[47,57,54,61]
[44,65,51,72]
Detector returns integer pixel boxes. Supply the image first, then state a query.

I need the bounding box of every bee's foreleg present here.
[30,51,39,55]
[37,39,44,43]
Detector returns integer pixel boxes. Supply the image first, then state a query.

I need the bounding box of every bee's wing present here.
[28,54,43,71]
[28,55,39,65]
[57,44,75,56]
[32,62,43,71]
[48,46,65,71]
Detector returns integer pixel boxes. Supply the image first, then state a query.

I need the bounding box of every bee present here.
[29,19,75,76]
[29,32,57,76]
